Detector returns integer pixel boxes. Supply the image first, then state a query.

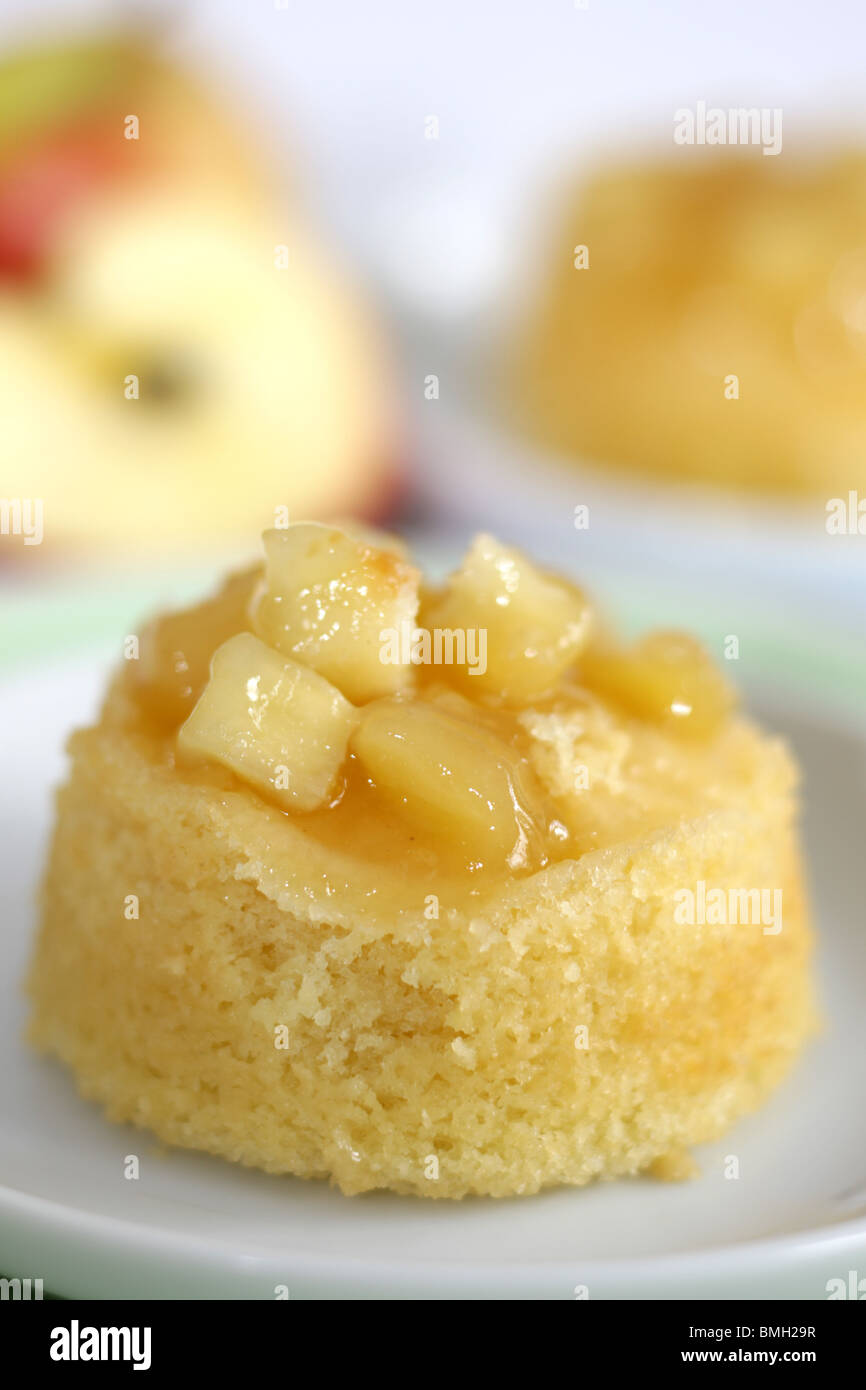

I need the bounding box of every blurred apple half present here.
[0,36,401,560]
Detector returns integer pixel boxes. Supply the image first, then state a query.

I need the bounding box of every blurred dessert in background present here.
[1,35,399,559]
[511,152,866,495]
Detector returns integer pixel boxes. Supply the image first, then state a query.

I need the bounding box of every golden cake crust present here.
[29,673,816,1199]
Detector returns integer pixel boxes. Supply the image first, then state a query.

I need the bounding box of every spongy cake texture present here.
[29,672,815,1199]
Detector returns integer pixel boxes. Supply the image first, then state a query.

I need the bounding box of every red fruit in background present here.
[0,123,126,281]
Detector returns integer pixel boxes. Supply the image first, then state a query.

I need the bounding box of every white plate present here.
[1,641,865,1301]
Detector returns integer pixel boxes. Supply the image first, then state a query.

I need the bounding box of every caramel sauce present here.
[129,538,734,891]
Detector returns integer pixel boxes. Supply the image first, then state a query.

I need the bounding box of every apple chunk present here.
[421,533,592,702]
[351,697,547,869]
[177,632,358,811]
[133,565,260,726]
[252,523,420,703]
[581,630,735,739]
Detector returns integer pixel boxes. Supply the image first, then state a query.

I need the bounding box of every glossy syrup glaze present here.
[129,528,736,893]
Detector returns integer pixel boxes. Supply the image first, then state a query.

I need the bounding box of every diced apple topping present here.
[151,525,738,876]
[421,533,592,702]
[580,630,736,739]
[134,565,260,726]
[177,632,358,811]
[351,697,548,869]
[251,523,421,703]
